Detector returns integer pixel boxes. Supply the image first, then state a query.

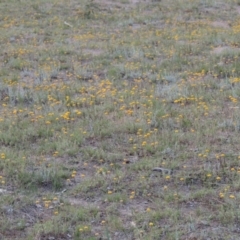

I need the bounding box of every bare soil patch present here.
[236,6,240,15]
[82,48,104,56]
[211,46,238,54]
[211,21,229,29]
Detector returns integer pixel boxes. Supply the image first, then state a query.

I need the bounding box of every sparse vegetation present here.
[1,0,240,239]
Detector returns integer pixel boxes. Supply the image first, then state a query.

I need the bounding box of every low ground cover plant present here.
[1,0,240,239]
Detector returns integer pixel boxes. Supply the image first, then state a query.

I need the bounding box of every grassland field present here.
[1,0,240,239]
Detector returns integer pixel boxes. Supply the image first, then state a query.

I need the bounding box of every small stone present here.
[48,237,55,240]
[0,189,7,193]
[10,37,15,43]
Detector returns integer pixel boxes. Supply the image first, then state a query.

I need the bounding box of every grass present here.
[0,0,240,239]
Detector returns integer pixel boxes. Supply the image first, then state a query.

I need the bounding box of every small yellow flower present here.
[219,192,224,198]
[229,194,235,199]
[149,222,154,226]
